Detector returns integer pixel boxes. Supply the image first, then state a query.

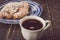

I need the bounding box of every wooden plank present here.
[47,0,60,40]
[0,0,4,2]
[0,23,11,40]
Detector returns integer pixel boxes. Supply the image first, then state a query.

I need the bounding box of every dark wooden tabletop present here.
[0,0,60,40]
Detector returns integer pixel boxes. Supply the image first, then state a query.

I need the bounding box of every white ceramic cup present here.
[19,16,51,40]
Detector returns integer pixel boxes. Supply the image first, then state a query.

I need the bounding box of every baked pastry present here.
[0,11,4,18]
[0,1,30,19]
[13,9,29,19]
[0,10,13,19]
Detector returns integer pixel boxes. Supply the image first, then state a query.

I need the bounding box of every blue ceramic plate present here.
[0,1,43,24]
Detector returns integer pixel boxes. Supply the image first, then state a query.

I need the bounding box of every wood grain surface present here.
[0,0,60,40]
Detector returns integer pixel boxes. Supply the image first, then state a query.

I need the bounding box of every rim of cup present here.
[19,16,46,32]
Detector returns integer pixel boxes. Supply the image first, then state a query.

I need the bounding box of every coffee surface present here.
[22,19,43,30]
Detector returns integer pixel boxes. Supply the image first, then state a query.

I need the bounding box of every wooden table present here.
[0,0,60,40]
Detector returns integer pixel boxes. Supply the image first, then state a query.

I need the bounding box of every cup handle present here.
[43,20,51,30]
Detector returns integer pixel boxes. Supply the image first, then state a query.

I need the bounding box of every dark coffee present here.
[22,19,43,30]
